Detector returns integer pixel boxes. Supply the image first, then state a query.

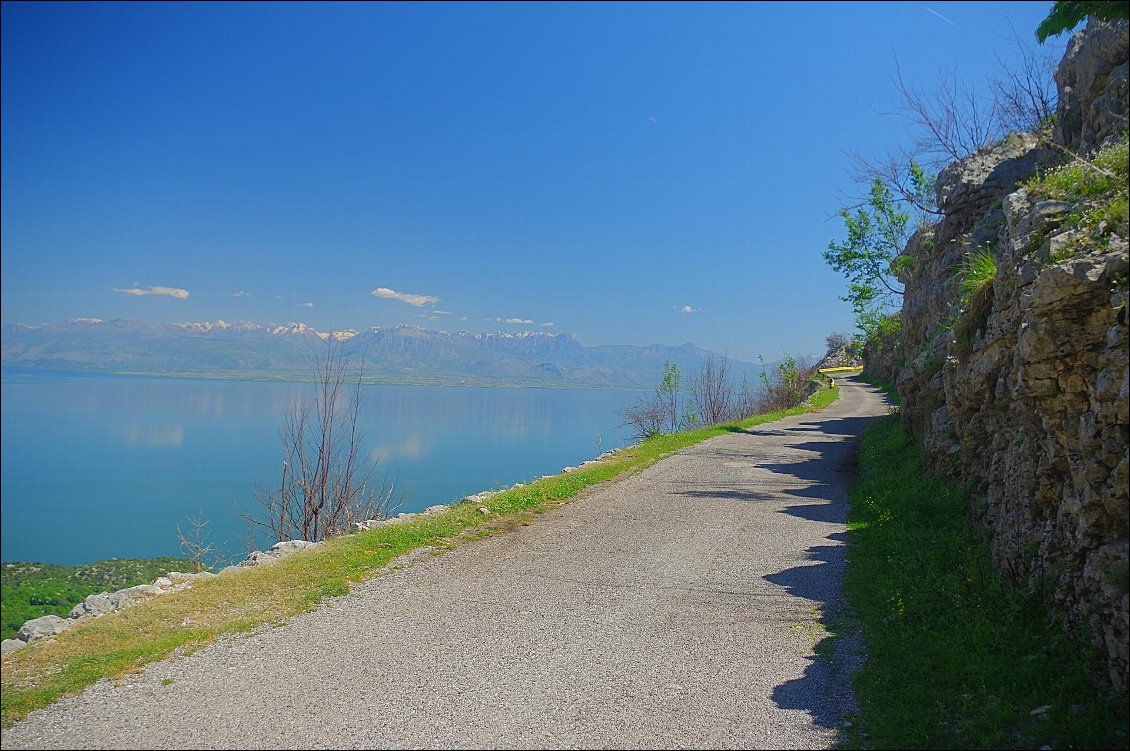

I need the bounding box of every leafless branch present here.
[246,336,398,543]
[689,354,733,427]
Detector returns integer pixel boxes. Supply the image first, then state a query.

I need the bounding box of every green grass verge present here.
[1,383,840,728]
[841,415,1127,749]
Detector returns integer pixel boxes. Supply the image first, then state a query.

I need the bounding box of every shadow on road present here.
[706,393,886,738]
[765,531,857,736]
[738,414,878,440]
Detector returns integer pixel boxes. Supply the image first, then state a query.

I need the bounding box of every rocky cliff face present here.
[867,18,1129,692]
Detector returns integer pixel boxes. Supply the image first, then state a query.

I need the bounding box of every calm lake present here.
[0,372,643,566]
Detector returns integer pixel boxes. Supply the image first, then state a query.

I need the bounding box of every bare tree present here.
[249,337,396,543]
[177,507,215,573]
[733,372,760,421]
[826,332,852,352]
[891,59,1001,166]
[689,354,733,427]
[990,25,1058,134]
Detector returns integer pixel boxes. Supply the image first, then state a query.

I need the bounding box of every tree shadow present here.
[736,414,876,440]
[779,500,843,523]
[677,488,777,502]
[764,536,858,737]
[679,386,886,737]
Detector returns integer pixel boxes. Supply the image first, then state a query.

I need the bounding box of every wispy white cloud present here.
[495,316,534,325]
[925,6,959,27]
[301,302,314,308]
[371,287,439,307]
[678,305,696,313]
[232,290,249,298]
[540,322,555,328]
[113,285,190,299]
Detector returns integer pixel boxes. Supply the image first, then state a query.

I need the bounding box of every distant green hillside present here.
[1,558,191,641]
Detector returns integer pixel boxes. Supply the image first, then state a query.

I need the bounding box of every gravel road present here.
[1,376,890,750]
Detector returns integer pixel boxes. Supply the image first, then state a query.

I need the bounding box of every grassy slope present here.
[841,385,1127,749]
[0,384,839,728]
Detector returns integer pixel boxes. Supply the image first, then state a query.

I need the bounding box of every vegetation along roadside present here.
[0,381,839,728]
[837,375,1127,750]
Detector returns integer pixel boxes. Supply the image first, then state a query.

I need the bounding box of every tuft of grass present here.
[1,383,840,728]
[954,249,998,358]
[839,416,1128,749]
[957,249,998,301]
[1024,139,1128,201]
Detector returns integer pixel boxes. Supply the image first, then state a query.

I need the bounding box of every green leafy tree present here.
[824,174,923,339]
[1036,1,1129,43]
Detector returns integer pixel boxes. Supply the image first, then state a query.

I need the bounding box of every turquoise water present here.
[0,372,642,565]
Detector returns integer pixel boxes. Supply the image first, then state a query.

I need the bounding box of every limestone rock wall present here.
[867,18,1129,692]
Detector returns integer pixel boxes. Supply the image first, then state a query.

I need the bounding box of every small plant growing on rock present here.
[1023,137,1129,260]
[954,248,999,358]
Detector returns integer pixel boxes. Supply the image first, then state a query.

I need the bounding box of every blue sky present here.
[1,1,1061,362]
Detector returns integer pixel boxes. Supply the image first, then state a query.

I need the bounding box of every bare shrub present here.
[990,25,1058,135]
[619,396,668,441]
[826,332,852,352]
[688,354,733,427]
[843,35,1056,225]
[620,361,683,439]
[892,60,1000,166]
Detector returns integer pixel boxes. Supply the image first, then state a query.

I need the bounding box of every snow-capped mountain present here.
[1,319,764,388]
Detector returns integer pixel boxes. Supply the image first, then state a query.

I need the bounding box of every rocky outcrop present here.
[17,615,73,642]
[867,18,1129,692]
[816,344,861,369]
[1054,17,1130,154]
[236,540,320,568]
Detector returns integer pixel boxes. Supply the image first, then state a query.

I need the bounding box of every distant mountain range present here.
[0,319,768,389]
